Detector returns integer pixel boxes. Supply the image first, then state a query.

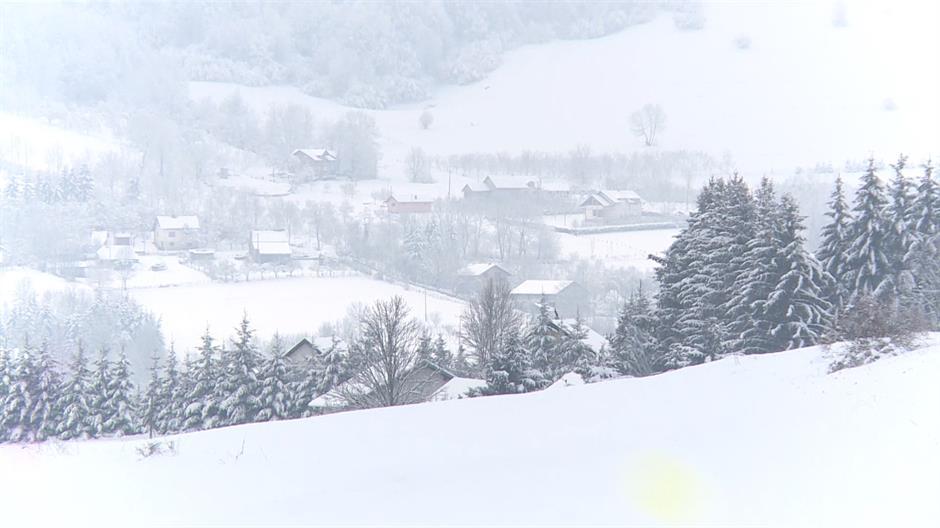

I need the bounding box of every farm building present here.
[579,190,643,224]
[384,194,434,215]
[310,360,484,412]
[153,215,201,250]
[455,263,512,297]
[510,280,591,318]
[249,230,292,263]
[291,148,338,181]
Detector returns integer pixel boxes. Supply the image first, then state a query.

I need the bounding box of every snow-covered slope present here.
[3,341,938,527]
[191,2,939,177]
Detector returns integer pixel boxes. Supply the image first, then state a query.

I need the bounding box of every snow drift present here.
[1,340,938,527]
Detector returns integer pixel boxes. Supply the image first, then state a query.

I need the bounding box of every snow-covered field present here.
[0,266,90,308]
[190,1,939,182]
[0,112,125,172]
[557,228,680,271]
[130,275,466,353]
[2,340,938,527]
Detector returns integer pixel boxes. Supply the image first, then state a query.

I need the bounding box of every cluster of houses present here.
[383,176,644,225]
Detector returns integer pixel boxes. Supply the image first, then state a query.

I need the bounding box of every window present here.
[168,231,176,238]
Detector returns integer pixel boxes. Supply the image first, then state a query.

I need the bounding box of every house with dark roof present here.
[291,148,338,181]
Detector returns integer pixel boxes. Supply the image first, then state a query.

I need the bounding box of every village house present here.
[579,190,643,224]
[510,280,591,318]
[249,230,292,263]
[95,231,138,268]
[284,336,347,365]
[454,263,512,297]
[291,148,338,181]
[153,215,201,250]
[384,194,434,215]
[310,360,485,413]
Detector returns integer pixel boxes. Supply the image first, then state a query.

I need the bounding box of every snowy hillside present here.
[190,1,939,178]
[2,340,938,527]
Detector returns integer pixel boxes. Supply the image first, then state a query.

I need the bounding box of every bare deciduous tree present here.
[405,147,432,183]
[630,103,666,147]
[460,278,521,370]
[340,296,433,408]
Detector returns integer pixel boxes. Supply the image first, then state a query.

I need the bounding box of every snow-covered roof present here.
[558,319,609,352]
[600,190,642,203]
[293,148,337,162]
[511,280,576,296]
[457,263,509,277]
[250,230,291,256]
[429,376,487,401]
[155,215,200,230]
[386,193,437,204]
[96,244,136,261]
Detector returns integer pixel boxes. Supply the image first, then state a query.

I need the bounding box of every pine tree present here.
[142,352,163,438]
[157,350,183,434]
[913,159,938,236]
[609,289,657,376]
[4,173,18,201]
[886,155,917,295]
[257,334,290,422]
[479,328,541,395]
[431,334,453,369]
[845,157,893,301]
[556,315,593,375]
[524,298,558,379]
[218,315,261,426]
[0,348,11,441]
[416,332,433,361]
[103,348,136,436]
[87,348,112,436]
[725,178,782,355]
[317,338,347,395]
[30,342,62,441]
[2,345,35,442]
[764,195,833,350]
[816,175,853,311]
[183,329,221,431]
[58,344,94,440]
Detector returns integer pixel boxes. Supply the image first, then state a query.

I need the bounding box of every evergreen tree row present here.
[3,166,94,204]
[0,317,352,444]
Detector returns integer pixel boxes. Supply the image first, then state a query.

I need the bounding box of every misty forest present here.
[0,1,938,526]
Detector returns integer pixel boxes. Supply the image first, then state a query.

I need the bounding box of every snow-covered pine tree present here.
[764,195,833,350]
[1,344,35,442]
[183,329,221,431]
[58,344,95,440]
[104,348,137,436]
[886,154,917,300]
[725,177,782,355]
[317,338,348,396]
[608,288,657,376]
[218,314,261,426]
[157,350,183,434]
[478,328,541,395]
[30,342,62,441]
[524,298,559,379]
[844,157,893,301]
[142,352,163,438]
[87,348,112,436]
[416,332,433,361]
[816,175,853,312]
[257,334,290,422]
[556,314,593,375]
[0,348,11,441]
[912,159,938,236]
[432,334,453,370]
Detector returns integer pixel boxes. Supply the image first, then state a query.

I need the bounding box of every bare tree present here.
[340,296,432,408]
[405,147,432,183]
[460,278,521,370]
[630,103,666,147]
